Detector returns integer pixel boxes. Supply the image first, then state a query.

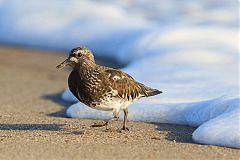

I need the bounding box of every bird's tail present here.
[138,83,162,97]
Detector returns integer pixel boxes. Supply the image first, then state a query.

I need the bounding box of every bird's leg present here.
[122,109,129,131]
[105,111,119,130]
[91,110,119,129]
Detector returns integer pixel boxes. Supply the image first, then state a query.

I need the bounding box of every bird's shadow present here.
[153,123,196,144]
[0,124,65,131]
[41,91,74,117]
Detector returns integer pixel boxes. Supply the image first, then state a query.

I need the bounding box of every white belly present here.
[92,97,133,112]
[89,89,143,112]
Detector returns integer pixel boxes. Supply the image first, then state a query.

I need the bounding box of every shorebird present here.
[57,47,162,130]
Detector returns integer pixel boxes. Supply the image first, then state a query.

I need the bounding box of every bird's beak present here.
[56,58,70,69]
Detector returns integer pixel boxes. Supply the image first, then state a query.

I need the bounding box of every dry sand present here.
[0,46,239,160]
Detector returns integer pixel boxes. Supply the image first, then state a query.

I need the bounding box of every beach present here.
[0,46,239,160]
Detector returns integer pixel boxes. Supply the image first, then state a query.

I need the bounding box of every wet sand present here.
[0,46,239,160]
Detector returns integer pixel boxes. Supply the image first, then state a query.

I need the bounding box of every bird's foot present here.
[91,121,108,128]
[91,118,119,130]
[120,126,130,132]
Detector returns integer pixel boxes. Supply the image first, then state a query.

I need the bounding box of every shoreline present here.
[0,46,239,160]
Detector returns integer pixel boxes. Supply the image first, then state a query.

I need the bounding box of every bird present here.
[56,46,162,131]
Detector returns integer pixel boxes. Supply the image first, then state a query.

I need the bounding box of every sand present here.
[0,46,239,160]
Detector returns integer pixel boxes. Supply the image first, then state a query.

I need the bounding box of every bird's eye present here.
[76,51,83,57]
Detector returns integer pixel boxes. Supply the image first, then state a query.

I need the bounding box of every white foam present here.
[62,88,78,102]
[192,100,240,148]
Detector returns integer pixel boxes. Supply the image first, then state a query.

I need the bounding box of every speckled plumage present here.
[57,47,162,130]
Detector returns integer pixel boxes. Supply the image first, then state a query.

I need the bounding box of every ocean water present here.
[0,0,239,148]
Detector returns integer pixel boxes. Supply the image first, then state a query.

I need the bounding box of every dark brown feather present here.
[67,48,162,107]
[98,68,161,100]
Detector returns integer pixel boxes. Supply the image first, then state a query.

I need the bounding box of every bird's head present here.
[56,46,95,69]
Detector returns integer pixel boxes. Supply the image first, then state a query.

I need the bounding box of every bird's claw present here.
[121,127,130,131]
[91,121,108,127]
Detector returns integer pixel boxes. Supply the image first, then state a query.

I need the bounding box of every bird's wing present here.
[98,68,149,100]
[68,70,81,100]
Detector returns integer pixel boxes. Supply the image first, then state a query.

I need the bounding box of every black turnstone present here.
[57,47,162,130]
